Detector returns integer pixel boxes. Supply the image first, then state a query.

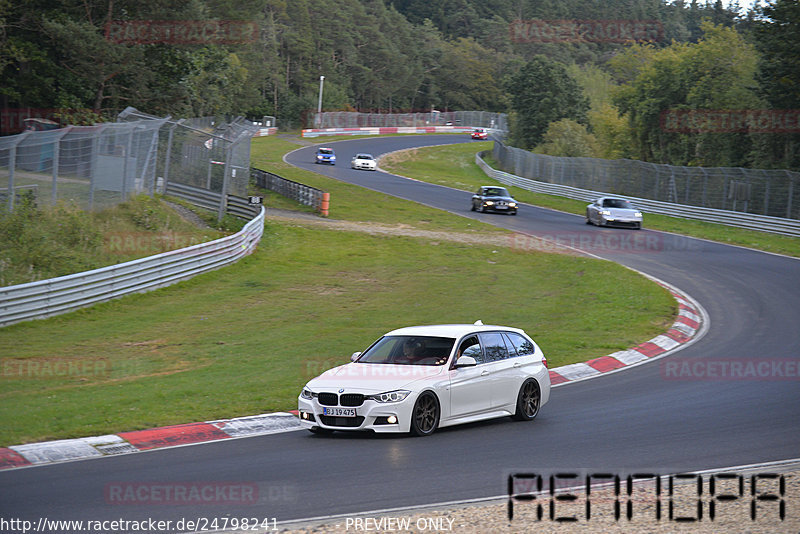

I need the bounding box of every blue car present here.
[315,147,336,165]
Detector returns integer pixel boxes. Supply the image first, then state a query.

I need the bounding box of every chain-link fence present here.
[118,107,258,220]
[1,108,259,220]
[309,111,508,131]
[0,117,167,211]
[493,141,800,220]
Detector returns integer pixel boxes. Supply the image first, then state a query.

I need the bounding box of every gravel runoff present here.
[264,209,580,255]
[263,462,799,534]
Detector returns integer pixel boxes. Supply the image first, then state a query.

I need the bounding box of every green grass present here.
[0,195,225,287]
[0,134,677,446]
[381,144,800,258]
[250,136,506,233]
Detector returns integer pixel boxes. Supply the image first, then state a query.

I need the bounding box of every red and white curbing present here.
[253,127,278,137]
[301,126,475,138]
[549,280,706,386]
[0,282,704,471]
[0,413,303,471]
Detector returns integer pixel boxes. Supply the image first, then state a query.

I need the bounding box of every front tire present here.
[410,392,440,436]
[512,379,541,421]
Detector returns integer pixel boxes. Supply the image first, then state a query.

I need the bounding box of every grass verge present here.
[0,195,225,287]
[0,134,676,446]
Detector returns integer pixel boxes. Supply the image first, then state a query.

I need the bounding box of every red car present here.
[471,128,488,140]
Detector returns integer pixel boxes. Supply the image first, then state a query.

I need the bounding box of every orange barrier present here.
[320,193,330,217]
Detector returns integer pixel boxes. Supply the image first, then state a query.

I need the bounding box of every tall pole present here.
[317,75,325,128]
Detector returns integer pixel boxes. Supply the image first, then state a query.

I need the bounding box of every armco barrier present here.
[0,200,264,328]
[166,182,261,220]
[251,167,329,216]
[476,152,800,237]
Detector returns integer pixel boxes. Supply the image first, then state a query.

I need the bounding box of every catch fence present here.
[1,107,259,221]
[309,111,507,131]
[493,141,800,221]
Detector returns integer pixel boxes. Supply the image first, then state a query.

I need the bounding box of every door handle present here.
[513,362,523,368]
[481,370,490,376]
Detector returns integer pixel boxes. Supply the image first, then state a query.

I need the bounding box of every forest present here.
[1,0,798,170]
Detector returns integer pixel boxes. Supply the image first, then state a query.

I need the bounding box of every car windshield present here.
[603,199,633,209]
[356,154,373,159]
[318,148,333,154]
[357,336,454,366]
[483,187,509,197]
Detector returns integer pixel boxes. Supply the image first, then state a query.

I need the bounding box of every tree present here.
[612,21,762,166]
[505,55,589,149]
[752,0,800,170]
[433,37,506,111]
[588,103,635,159]
[535,118,599,157]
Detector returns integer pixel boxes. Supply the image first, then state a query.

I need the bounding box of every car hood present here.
[605,207,640,217]
[483,195,515,202]
[306,363,445,393]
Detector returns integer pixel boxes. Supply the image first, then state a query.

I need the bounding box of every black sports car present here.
[471,186,518,215]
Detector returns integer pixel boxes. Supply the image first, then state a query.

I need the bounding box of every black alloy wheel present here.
[410,393,440,436]
[512,379,540,421]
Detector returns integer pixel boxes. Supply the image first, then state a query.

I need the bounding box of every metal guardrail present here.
[476,152,800,238]
[251,167,329,216]
[0,196,264,327]
[165,182,261,220]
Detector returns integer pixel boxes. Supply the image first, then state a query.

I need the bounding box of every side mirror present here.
[454,355,477,368]
[350,352,362,362]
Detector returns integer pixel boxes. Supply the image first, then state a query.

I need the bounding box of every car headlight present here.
[316,155,323,159]
[634,212,643,218]
[600,210,611,216]
[485,201,494,206]
[367,390,411,403]
[300,388,315,400]
[509,202,517,208]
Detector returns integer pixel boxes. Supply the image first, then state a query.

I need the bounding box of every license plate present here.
[496,205,507,209]
[323,407,356,417]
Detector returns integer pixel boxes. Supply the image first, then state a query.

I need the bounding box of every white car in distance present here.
[350,153,377,171]
[298,322,550,436]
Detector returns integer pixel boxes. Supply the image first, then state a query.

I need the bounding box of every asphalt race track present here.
[1,135,798,529]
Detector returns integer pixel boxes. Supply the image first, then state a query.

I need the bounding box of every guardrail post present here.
[217,144,233,222]
[6,133,28,211]
[786,171,794,219]
[162,119,182,195]
[50,128,69,206]
[122,123,137,201]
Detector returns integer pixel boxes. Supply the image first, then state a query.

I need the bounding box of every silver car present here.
[586,197,643,229]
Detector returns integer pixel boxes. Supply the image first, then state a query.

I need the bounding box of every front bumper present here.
[352,163,376,170]
[298,394,416,433]
[482,204,517,214]
[600,216,641,228]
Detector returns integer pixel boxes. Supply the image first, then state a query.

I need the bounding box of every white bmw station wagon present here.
[298,322,550,436]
